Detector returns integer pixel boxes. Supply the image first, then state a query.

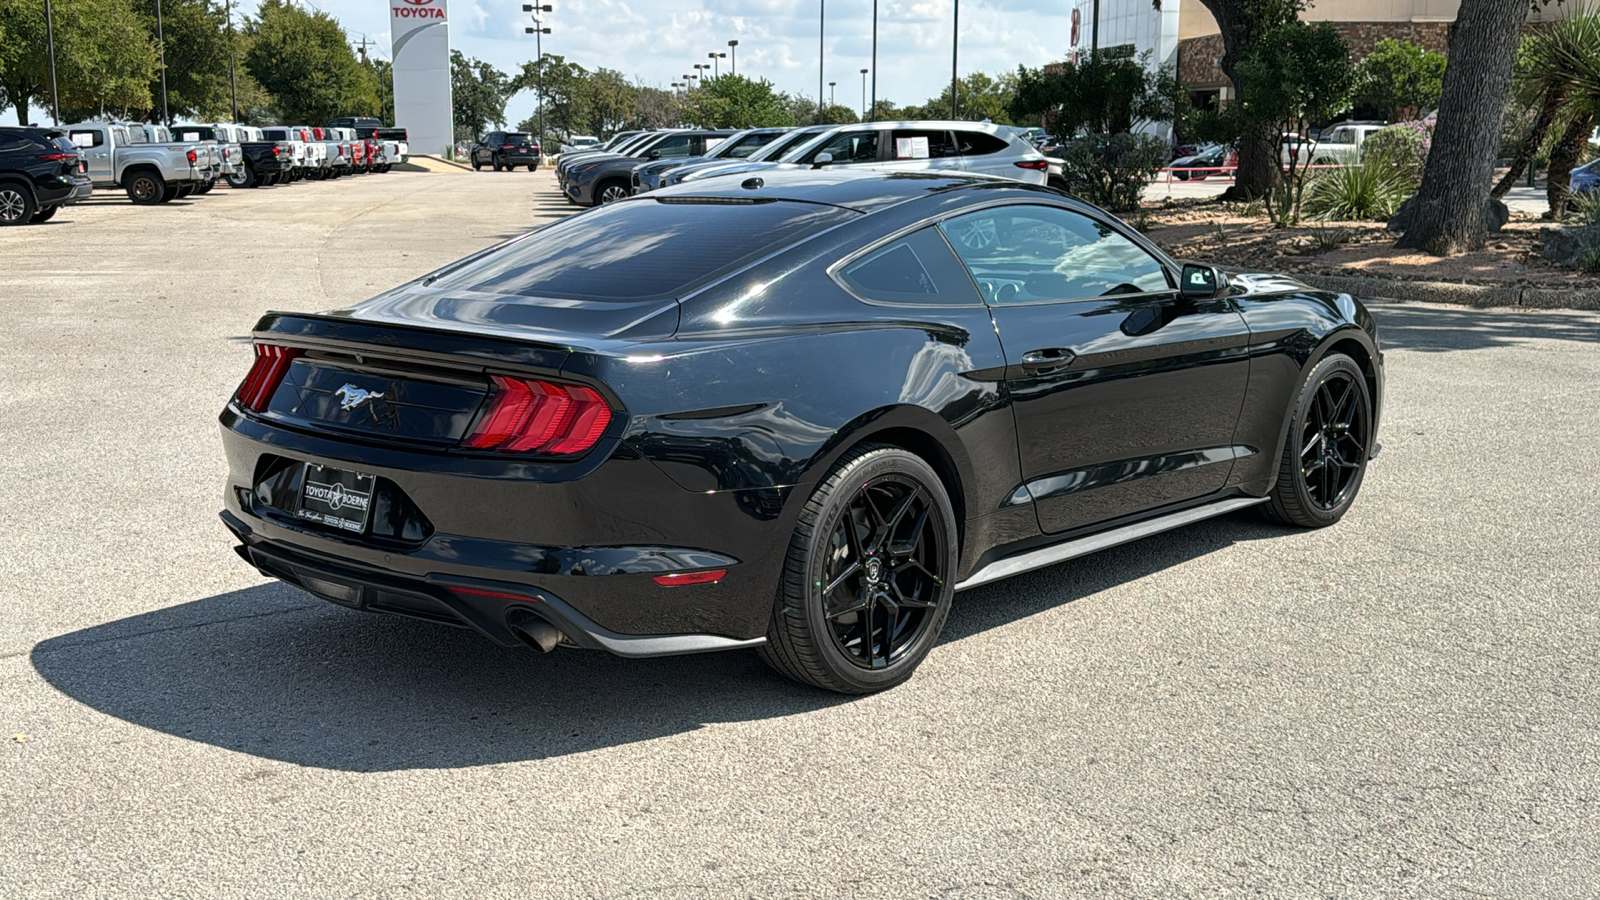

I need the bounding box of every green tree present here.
[451,50,510,140]
[629,85,682,130]
[1352,39,1445,122]
[583,68,636,137]
[513,54,593,141]
[0,0,157,124]
[1493,13,1600,216]
[244,0,374,124]
[906,71,1017,124]
[687,75,792,128]
[1010,49,1178,138]
[133,0,235,122]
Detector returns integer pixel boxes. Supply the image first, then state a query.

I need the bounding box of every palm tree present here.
[1492,11,1600,218]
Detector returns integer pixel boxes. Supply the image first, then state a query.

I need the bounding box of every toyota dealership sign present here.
[390,0,452,156]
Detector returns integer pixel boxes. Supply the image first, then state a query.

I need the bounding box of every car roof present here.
[823,119,1017,136]
[636,166,1016,214]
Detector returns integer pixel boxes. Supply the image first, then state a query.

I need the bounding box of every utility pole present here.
[1091,0,1100,61]
[44,0,60,125]
[225,0,239,122]
[355,36,383,123]
[728,40,738,76]
[156,0,170,124]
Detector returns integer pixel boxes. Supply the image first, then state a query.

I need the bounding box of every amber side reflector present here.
[448,586,540,603]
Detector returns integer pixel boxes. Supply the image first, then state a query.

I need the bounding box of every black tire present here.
[759,444,959,694]
[126,171,164,204]
[227,165,253,189]
[159,183,181,203]
[473,159,482,171]
[195,180,214,194]
[595,179,631,204]
[30,203,59,223]
[0,184,36,225]
[1262,353,1373,528]
[528,163,537,172]
[493,155,503,172]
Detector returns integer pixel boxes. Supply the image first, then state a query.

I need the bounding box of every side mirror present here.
[1179,263,1228,300]
[811,151,834,169]
[647,149,662,160]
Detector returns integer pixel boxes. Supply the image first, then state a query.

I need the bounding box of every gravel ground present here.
[3,169,1599,898]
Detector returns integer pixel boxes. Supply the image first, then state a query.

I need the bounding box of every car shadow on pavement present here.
[1372,302,1600,352]
[31,512,1283,772]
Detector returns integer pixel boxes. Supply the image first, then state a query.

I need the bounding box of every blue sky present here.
[4,0,1075,127]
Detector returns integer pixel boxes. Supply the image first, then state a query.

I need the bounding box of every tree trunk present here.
[1395,0,1531,255]
[1547,112,1594,220]
[1492,87,1565,199]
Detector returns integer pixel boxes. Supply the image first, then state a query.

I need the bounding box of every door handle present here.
[1020,348,1076,374]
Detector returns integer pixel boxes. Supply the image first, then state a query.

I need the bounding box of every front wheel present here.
[30,204,59,223]
[760,445,959,694]
[1263,353,1373,528]
[596,180,630,204]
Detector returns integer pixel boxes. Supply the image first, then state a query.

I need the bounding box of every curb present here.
[1294,274,1600,311]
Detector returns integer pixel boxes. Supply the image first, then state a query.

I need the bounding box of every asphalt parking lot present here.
[3,169,1600,898]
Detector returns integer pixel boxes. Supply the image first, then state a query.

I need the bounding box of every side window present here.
[837,226,981,305]
[937,205,1172,304]
[651,135,696,159]
[805,130,880,165]
[953,132,1010,157]
[69,130,103,148]
[891,129,959,160]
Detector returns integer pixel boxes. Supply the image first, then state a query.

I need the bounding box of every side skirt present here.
[954,496,1268,592]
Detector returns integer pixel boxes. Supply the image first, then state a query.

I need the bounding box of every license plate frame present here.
[295,464,377,534]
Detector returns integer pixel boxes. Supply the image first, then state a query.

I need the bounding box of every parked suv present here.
[0,126,91,225]
[470,131,542,171]
[564,129,735,205]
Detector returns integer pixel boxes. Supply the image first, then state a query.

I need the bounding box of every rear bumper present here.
[218,407,795,646]
[225,515,765,657]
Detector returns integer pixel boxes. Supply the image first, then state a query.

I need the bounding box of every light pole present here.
[950,0,959,119]
[156,0,170,124]
[728,40,738,76]
[860,68,868,120]
[523,4,553,148]
[870,0,878,121]
[817,0,825,124]
[225,0,239,122]
[708,51,725,78]
[44,0,60,124]
[829,81,836,108]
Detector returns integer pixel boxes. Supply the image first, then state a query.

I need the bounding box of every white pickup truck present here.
[172,123,245,185]
[260,127,311,183]
[1285,123,1390,168]
[64,121,205,204]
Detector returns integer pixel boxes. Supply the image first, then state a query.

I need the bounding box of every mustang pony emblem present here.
[334,383,386,411]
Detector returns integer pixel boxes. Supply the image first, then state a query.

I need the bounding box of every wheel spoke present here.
[1316,383,1336,427]
[1321,459,1334,507]
[825,588,870,620]
[1301,431,1323,459]
[821,560,860,598]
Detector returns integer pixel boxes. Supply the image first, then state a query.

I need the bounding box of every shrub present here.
[1570,191,1600,226]
[1055,133,1169,212]
[1360,120,1433,189]
[1303,164,1410,221]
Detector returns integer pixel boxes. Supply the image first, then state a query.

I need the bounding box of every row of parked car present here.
[553,120,1057,207]
[0,118,409,225]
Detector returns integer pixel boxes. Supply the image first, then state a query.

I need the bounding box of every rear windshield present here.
[504,133,534,143]
[428,198,855,301]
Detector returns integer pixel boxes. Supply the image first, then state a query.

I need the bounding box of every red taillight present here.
[1013,159,1049,170]
[272,145,281,157]
[653,570,727,587]
[463,376,613,455]
[187,149,198,163]
[449,586,538,603]
[234,344,302,412]
[502,144,516,150]
[37,152,73,161]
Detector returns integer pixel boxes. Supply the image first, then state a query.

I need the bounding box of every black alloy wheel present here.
[1264,353,1372,528]
[597,181,630,204]
[30,204,59,224]
[761,444,958,693]
[0,185,34,225]
[126,173,163,204]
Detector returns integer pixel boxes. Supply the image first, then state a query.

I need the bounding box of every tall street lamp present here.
[224,0,239,122]
[523,4,553,147]
[156,0,170,124]
[870,0,878,121]
[828,81,836,107]
[860,68,868,119]
[950,0,959,119]
[708,51,726,78]
[728,40,738,76]
[817,0,825,124]
[44,0,60,124]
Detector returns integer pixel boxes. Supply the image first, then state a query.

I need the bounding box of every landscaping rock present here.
[1539,224,1600,269]
[1386,196,1510,234]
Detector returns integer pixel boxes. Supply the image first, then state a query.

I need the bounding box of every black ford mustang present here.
[220,169,1382,693]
